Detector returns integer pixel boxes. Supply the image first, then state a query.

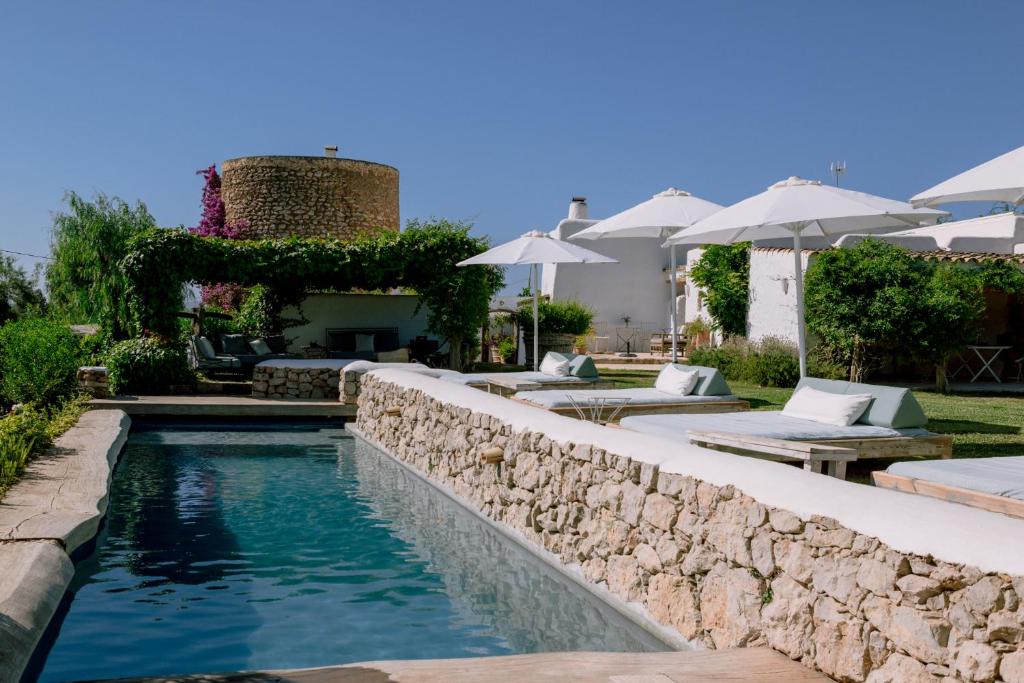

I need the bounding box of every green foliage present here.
[515,300,595,336]
[0,255,45,324]
[48,192,174,340]
[105,336,193,395]
[688,243,750,337]
[0,397,88,496]
[805,240,999,382]
[234,284,278,337]
[496,336,517,362]
[122,219,504,368]
[687,336,840,388]
[688,337,752,380]
[0,318,83,405]
[743,337,801,388]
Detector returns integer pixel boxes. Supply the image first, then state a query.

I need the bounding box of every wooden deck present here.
[82,649,829,682]
[89,395,355,418]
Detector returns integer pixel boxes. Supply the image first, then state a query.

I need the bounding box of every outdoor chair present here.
[873,457,1024,519]
[189,335,242,375]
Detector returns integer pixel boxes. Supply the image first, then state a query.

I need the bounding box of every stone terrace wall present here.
[253,364,339,399]
[356,373,1024,683]
[221,155,399,241]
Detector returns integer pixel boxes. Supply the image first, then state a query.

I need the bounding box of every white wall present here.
[542,218,672,351]
[746,247,812,345]
[282,293,431,350]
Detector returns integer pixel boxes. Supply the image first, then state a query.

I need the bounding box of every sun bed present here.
[512,364,749,421]
[439,352,613,394]
[620,377,952,467]
[873,457,1024,519]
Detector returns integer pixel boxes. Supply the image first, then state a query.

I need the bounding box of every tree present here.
[0,255,45,324]
[688,243,750,337]
[47,192,172,340]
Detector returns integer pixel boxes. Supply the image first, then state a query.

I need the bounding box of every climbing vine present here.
[122,219,504,367]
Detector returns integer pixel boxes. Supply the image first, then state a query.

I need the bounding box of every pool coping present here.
[345,423,694,653]
[0,409,131,682]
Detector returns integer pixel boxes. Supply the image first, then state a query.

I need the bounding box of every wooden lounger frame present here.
[471,379,616,398]
[513,398,751,422]
[690,430,857,479]
[872,470,1024,519]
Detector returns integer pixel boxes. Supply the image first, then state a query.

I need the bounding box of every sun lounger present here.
[440,352,613,394]
[873,457,1024,518]
[512,364,749,421]
[620,377,952,465]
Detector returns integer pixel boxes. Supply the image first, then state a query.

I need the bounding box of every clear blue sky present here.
[1,1,1021,293]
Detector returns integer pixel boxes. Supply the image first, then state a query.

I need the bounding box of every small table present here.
[566,395,632,425]
[486,376,542,397]
[967,345,1011,383]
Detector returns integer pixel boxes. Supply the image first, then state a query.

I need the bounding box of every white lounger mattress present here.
[441,372,592,386]
[515,388,739,409]
[620,411,932,442]
[887,457,1024,501]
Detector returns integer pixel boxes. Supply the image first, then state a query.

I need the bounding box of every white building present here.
[541,198,675,352]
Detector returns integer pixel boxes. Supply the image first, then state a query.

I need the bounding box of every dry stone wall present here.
[221,155,399,241]
[252,365,339,399]
[356,375,1024,683]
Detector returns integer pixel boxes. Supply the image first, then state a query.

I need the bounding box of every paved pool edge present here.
[345,423,692,652]
[0,409,130,683]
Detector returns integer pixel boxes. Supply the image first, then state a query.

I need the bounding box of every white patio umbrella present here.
[458,231,617,370]
[572,188,724,362]
[912,144,1024,207]
[665,177,947,377]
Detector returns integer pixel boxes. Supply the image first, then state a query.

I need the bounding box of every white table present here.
[967,345,1011,383]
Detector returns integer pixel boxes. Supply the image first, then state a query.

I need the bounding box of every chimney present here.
[324,145,338,158]
[568,196,588,220]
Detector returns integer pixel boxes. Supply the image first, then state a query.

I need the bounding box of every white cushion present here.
[655,365,699,396]
[355,333,375,353]
[539,355,570,377]
[781,386,872,427]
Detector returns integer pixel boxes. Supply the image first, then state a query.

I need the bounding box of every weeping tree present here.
[48,192,177,340]
[0,255,45,324]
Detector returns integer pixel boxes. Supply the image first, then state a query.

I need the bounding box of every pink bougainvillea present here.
[189,165,247,307]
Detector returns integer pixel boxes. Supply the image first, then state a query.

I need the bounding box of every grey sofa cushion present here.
[887,457,1024,501]
[542,352,600,379]
[221,334,250,355]
[620,411,931,442]
[795,377,927,429]
[660,363,732,396]
[516,388,739,409]
[194,336,217,360]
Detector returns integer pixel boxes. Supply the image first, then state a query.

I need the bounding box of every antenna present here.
[830,160,847,187]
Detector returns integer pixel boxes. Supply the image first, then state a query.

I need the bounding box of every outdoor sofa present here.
[189,334,297,377]
[438,352,614,395]
[512,363,749,422]
[620,377,952,479]
[873,457,1024,519]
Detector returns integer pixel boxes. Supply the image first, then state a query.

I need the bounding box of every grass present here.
[601,369,1024,461]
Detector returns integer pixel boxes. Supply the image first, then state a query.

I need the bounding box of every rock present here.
[811,596,871,681]
[769,508,804,534]
[987,610,1024,644]
[897,575,941,603]
[1001,650,1024,683]
[646,573,701,640]
[761,574,814,659]
[641,493,677,531]
[606,555,643,601]
[813,554,859,603]
[775,539,815,586]
[619,480,645,526]
[634,543,662,573]
[751,532,775,578]
[886,606,951,665]
[698,564,765,648]
[963,577,1005,616]
[953,640,998,682]
[865,653,939,683]
[654,537,683,566]
[858,558,898,596]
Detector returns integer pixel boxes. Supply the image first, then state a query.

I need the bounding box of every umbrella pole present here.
[791,227,808,378]
[670,244,678,363]
[532,263,540,371]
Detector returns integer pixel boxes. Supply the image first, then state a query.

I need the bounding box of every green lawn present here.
[601,369,1024,462]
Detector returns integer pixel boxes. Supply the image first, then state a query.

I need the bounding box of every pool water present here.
[36,422,667,681]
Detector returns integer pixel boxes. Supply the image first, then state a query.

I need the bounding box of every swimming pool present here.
[35,422,668,681]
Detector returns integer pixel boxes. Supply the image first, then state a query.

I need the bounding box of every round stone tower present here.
[220,153,399,241]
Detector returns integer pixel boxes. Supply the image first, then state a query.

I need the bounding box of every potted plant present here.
[517,300,594,366]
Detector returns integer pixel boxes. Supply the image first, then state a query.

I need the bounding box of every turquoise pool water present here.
[36,422,667,681]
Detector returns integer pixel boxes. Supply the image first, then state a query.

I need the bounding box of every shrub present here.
[234,284,279,337]
[516,300,594,336]
[106,337,193,395]
[744,337,801,388]
[688,337,752,379]
[0,397,88,496]
[0,318,83,406]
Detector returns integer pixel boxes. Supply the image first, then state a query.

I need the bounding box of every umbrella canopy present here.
[458,231,616,369]
[664,177,946,377]
[457,230,617,267]
[572,188,723,362]
[912,144,1024,207]
[572,188,724,240]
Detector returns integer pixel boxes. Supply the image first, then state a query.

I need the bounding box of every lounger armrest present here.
[688,430,858,462]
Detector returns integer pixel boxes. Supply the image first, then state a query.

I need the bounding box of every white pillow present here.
[655,365,699,396]
[539,355,570,377]
[781,386,873,427]
[355,333,375,353]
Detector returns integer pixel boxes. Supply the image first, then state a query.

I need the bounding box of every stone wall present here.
[77,365,109,398]
[253,364,340,399]
[355,373,1024,683]
[221,155,399,241]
